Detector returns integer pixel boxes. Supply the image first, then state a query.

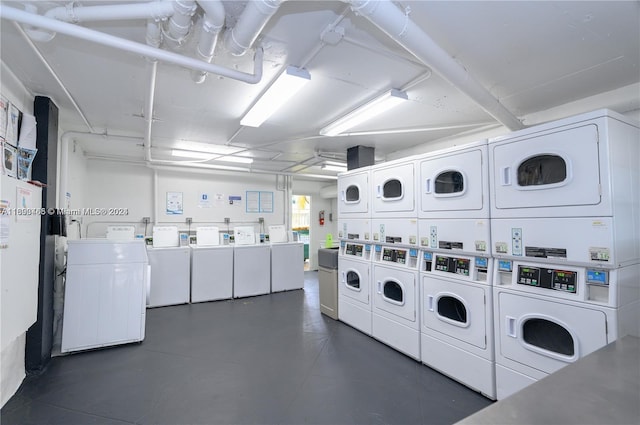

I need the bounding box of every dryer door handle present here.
[506,316,517,338]
[377,281,382,294]
[341,271,345,284]
[501,166,512,186]
[340,190,345,201]
[376,185,382,198]
[425,178,432,194]
[427,295,434,312]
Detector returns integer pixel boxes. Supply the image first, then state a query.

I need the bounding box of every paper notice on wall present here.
[214,193,224,207]
[166,191,183,215]
[0,199,10,245]
[0,95,8,140]
[198,192,212,208]
[246,191,259,212]
[17,113,37,150]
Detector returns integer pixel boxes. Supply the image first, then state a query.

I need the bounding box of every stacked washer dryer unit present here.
[489,109,640,400]
[337,166,374,335]
[416,140,496,398]
[370,157,421,359]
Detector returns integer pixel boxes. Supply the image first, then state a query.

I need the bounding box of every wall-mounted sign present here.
[166,191,183,215]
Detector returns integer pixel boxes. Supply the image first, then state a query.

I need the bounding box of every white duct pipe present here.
[146,19,163,48]
[224,0,283,56]
[144,60,159,162]
[346,0,524,131]
[44,1,175,23]
[192,0,225,83]
[1,5,264,84]
[166,0,197,43]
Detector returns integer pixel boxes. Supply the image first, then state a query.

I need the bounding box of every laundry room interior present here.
[1,1,639,424]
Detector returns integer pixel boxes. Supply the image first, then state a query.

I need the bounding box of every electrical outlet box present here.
[186,217,193,225]
[258,217,264,224]
[224,217,230,225]
[142,217,150,224]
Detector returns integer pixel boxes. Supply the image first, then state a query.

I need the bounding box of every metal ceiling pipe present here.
[346,0,524,131]
[192,0,225,83]
[44,0,176,23]
[0,5,264,84]
[224,0,284,56]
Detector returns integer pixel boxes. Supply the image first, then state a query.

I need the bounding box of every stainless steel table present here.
[457,336,640,425]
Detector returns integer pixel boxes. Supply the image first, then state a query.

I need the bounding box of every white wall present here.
[81,160,294,239]
[292,178,338,270]
[387,83,640,161]
[0,63,39,407]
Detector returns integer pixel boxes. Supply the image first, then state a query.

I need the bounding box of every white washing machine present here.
[338,240,373,335]
[371,157,417,218]
[233,244,271,298]
[190,245,234,302]
[146,246,191,307]
[492,259,639,399]
[420,250,495,398]
[271,241,304,292]
[371,243,420,360]
[337,166,371,219]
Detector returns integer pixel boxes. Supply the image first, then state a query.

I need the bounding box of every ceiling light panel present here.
[241,65,311,128]
[320,89,408,136]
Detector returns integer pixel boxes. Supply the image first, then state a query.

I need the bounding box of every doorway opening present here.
[292,195,311,271]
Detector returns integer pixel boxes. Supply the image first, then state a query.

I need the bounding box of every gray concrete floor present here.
[1,271,491,424]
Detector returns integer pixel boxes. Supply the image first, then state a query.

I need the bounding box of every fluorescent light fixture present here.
[215,156,253,164]
[171,149,215,159]
[321,164,347,172]
[322,160,347,167]
[320,88,408,136]
[171,150,253,164]
[241,65,311,127]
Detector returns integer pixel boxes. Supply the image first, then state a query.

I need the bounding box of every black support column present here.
[25,96,58,373]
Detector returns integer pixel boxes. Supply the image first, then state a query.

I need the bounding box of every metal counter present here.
[457,336,640,425]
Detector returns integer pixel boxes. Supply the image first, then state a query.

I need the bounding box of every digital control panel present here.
[517,266,577,293]
[345,243,364,257]
[382,248,407,264]
[434,255,470,276]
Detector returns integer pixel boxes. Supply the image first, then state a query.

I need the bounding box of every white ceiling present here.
[1,0,639,178]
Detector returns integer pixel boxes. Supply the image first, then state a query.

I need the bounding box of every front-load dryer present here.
[492,259,639,399]
[371,157,417,218]
[488,109,639,220]
[337,166,371,219]
[420,251,495,398]
[371,244,420,360]
[417,140,490,220]
[338,240,373,335]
